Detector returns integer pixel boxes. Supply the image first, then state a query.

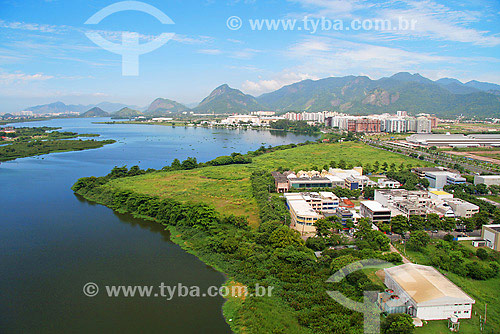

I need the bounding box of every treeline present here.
[386,170,430,190]
[402,233,499,281]
[0,126,97,142]
[269,119,320,134]
[285,186,362,199]
[159,142,323,172]
[160,152,252,172]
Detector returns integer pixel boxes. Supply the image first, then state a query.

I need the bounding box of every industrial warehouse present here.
[382,264,475,321]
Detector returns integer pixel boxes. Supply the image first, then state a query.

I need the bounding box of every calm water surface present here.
[0,118,316,333]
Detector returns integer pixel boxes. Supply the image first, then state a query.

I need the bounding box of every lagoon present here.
[0,118,316,333]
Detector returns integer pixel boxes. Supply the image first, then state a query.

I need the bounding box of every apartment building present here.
[325,112,437,133]
[347,118,381,133]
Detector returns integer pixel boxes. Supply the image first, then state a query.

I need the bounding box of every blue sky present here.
[1,0,499,113]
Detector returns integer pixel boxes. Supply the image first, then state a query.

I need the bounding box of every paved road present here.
[366,140,498,175]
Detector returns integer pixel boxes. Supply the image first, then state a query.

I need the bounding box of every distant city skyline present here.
[1,0,499,113]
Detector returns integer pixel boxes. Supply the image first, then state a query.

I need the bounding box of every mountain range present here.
[192,84,264,114]
[25,101,141,114]
[21,72,500,118]
[257,72,500,117]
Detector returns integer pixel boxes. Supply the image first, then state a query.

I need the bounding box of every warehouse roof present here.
[385,264,475,306]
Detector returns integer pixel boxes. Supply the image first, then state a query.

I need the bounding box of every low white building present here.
[482,224,500,251]
[443,198,480,218]
[425,171,466,190]
[284,192,340,235]
[221,115,261,125]
[474,175,500,186]
[384,264,475,320]
[377,178,401,189]
[284,193,322,235]
[360,201,391,224]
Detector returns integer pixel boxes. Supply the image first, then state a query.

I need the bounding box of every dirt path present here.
[390,243,412,264]
[446,150,500,164]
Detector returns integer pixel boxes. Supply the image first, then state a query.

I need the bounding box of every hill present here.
[81,107,109,118]
[24,101,141,114]
[146,98,189,116]
[111,107,143,119]
[94,102,141,113]
[26,102,89,114]
[256,72,500,118]
[193,84,265,114]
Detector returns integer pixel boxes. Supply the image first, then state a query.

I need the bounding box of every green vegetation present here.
[146,98,189,115]
[0,139,115,161]
[0,126,114,161]
[71,142,427,333]
[381,313,415,334]
[386,170,430,190]
[81,107,109,117]
[106,142,431,226]
[111,107,143,119]
[72,162,406,334]
[269,119,320,134]
[193,84,264,114]
[444,184,500,220]
[71,140,500,333]
[255,74,500,118]
[434,122,500,134]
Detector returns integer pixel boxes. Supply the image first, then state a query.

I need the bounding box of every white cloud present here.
[286,36,462,77]
[290,0,366,17]
[380,0,500,47]
[230,48,262,59]
[0,71,54,84]
[0,19,66,33]
[242,71,319,95]
[290,0,500,47]
[197,49,222,55]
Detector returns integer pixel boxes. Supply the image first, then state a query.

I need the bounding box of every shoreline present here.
[93,120,322,136]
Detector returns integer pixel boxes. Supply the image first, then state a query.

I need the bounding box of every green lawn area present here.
[108,142,432,227]
[476,152,500,159]
[434,123,500,134]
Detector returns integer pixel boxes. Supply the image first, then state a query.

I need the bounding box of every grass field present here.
[476,152,500,159]
[108,142,432,227]
[434,123,500,134]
